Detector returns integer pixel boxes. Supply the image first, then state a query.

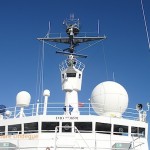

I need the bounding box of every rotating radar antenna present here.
[37,14,106,58]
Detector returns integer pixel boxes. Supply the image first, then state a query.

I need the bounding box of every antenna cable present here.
[36,41,45,104]
[102,42,108,80]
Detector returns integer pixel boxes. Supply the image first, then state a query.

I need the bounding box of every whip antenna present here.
[46,21,51,38]
[98,19,100,36]
[141,0,150,50]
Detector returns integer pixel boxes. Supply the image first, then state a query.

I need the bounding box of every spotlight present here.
[136,104,143,111]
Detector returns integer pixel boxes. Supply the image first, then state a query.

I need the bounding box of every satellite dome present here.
[16,91,31,107]
[91,81,128,117]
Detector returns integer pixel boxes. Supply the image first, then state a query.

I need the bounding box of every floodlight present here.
[136,104,143,111]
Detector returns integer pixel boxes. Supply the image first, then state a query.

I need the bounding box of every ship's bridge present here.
[0,114,148,150]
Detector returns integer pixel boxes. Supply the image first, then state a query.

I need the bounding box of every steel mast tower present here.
[37,14,106,115]
[60,15,84,115]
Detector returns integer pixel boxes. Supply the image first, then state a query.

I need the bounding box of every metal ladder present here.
[54,126,92,150]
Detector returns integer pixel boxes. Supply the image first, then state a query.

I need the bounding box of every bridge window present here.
[139,127,145,137]
[24,122,38,134]
[113,125,128,136]
[62,122,72,132]
[8,124,21,135]
[67,73,76,77]
[96,122,111,134]
[131,126,145,137]
[42,122,59,132]
[0,126,5,136]
[74,122,92,133]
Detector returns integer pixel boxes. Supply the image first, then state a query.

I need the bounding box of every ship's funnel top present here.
[16,91,31,107]
[91,81,128,117]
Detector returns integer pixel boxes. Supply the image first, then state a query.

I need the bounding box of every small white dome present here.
[16,91,31,107]
[43,89,50,96]
[5,110,11,117]
[91,81,128,117]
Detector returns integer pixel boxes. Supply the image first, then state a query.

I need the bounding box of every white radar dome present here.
[91,81,128,117]
[16,91,31,107]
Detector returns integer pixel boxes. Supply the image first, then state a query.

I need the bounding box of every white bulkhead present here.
[60,56,85,115]
[61,67,82,91]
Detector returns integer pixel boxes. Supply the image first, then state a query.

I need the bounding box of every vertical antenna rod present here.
[113,72,115,81]
[98,19,100,36]
[141,0,150,50]
[46,21,51,38]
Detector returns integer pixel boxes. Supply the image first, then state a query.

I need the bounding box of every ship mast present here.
[37,15,106,115]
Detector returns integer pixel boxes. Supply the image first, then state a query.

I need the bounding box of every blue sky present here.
[0,0,150,145]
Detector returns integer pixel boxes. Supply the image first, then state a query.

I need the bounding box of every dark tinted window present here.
[113,125,128,136]
[131,126,138,136]
[131,126,145,137]
[24,122,38,134]
[67,73,76,77]
[0,126,5,136]
[42,122,59,132]
[96,122,111,134]
[62,122,72,132]
[75,122,92,133]
[139,128,145,137]
[8,124,21,135]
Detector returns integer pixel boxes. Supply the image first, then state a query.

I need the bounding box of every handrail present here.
[131,136,145,150]
[54,126,92,150]
[1,102,141,121]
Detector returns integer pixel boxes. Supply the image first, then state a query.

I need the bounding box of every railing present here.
[54,126,92,150]
[59,58,85,72]
[44,31,101,39]
[131,136,144,150]
[0,102,141,120]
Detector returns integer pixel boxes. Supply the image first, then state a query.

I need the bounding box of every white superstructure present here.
[0,15,149,150]
[60,55,85,115]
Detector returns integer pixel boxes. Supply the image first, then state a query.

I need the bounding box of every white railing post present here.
[32,104,34,116]
[54,126,58,150]
[36,102,39,116]
[14,106,17,118]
